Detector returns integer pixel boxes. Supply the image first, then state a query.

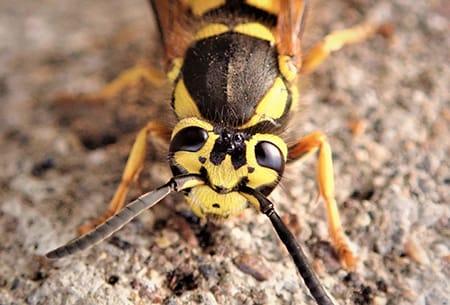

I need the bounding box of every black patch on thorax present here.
[182,32,279,126]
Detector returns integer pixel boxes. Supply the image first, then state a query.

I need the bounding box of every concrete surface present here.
[0,0,448,305]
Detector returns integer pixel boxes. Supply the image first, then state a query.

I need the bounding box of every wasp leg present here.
[97,65,167,99]
[301,22,391,75]
[53,65,167,107]
[288,131,357,270]
[78,121,171,235]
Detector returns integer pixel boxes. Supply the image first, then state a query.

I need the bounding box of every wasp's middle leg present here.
[57,64,167,105]
[78,120,171,235]
[53,64,167,110]
[300,22,392,75]
[97,64,167,99]
[288,131,357,270]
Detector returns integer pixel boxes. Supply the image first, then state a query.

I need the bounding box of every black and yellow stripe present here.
[169,0,299,129]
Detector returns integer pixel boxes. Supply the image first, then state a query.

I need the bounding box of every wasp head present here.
[168,117,287,217]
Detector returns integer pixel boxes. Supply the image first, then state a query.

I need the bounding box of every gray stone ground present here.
[0,1,448,305]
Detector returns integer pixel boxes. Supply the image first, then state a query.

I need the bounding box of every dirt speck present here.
[233,253,272,281]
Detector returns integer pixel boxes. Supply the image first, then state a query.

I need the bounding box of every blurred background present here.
[0,1,448,304]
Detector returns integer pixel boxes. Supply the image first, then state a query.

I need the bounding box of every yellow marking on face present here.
[173,80,203,119]
[195,23,229,41]
[187,186,248,218]
[173,133,217,174]
[178,177,205,190]
[240,77,289,128]
[278,55,298,82]
[204,155,248,190]
[167,58,183,83]
[245,0,280,15]
[240,192,260,211]
[188,0,226,16]
[234,23,275,43]
[174,145,247,191]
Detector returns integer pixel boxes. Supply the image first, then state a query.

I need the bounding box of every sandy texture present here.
[0,1,448,304]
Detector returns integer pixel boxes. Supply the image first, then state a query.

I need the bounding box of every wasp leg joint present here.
[288,131,358,270]
[78,121,171,235]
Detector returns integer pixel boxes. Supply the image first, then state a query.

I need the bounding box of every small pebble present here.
[107,275,120,285]
[404,235,430,265]
[373,295,388,305]
[354,212,372,227]
[31,157,55,176]
[197,291,218,305]
[233,253,271,281]
[199,264,219,281]
[348,118,367,137]
[155,230,179,249]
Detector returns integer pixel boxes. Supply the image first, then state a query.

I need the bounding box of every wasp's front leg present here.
[288,131,357,270]
[78,120,171,235]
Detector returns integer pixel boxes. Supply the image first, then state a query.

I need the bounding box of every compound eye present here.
[255,141,284,173]
[169,126,208,152]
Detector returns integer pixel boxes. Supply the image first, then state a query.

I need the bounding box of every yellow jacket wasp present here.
[47,1,391,304]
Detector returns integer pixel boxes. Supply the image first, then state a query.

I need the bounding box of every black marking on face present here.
[209,128,248,169]
[237,177,250,190]
[199,166,209,182]
[170,164,187,177]
[257,184,277,196]
[198,156,207,164]
[214,185,226,193]
[212,203,220,209]
[210,144,226,165]
[248,166,255,173]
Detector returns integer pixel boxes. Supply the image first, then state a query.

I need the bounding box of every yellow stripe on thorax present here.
[173,80,202,119]
[240,77,289,128]
[195,23,229,40]
[167,58,183,82]
[234,23,275,43]
[290,83,300,111]
[189,0,280,17]
[278,55,298,82]
[193,22,274,43]
[245,0,280,15]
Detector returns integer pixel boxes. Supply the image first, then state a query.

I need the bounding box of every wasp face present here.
[168,118,287,217]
